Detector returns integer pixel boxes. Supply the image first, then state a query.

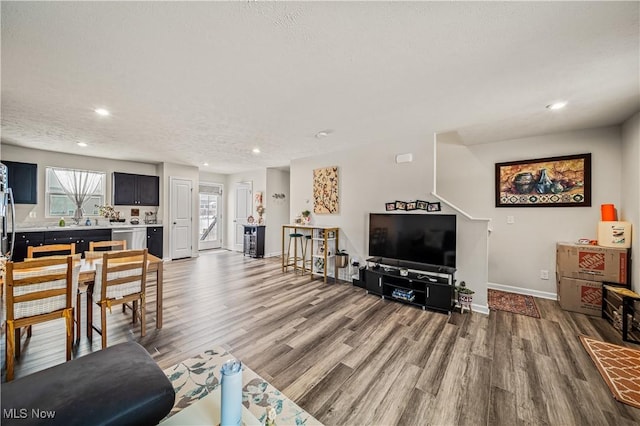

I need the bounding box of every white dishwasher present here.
[112,227,147,250]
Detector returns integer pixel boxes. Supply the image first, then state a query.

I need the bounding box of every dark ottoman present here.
[1,342,175,425]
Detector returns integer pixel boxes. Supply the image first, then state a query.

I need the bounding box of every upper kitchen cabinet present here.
[4,160,37,204]
[112,172,159,206]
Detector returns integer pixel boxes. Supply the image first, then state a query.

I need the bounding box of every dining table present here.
[77,253,164,340]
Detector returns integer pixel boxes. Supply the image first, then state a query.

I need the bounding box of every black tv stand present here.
[364,257,456,313]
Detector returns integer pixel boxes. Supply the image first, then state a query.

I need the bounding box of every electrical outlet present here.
[29,211,37,218]
[507,216,515,224]
[540,269,549,280]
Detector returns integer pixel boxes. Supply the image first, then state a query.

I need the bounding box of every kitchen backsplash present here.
[14,205,159,228]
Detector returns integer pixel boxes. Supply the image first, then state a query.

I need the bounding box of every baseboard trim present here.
[488,282,557,300]
[470,303,490,315]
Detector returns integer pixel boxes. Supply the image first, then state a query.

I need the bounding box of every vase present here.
[535,169,552,194]
[514,172,534,194]
[335,253,349,268]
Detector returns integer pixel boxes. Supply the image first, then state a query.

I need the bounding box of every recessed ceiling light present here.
[546,101,567,110]
[315,129,333,139]
[94,108,110,116]
[203,162,209,166]
[252,148,261,154]
[77,142,88,147]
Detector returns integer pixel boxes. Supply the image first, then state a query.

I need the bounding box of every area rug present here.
[488,289,540,318]
[580,335,640,409]
[162,346,322,425]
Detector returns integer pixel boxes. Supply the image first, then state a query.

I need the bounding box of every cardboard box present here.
[557,277,602,316]
[556,242,628,285]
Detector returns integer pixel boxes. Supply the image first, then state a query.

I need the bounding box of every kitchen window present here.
[45,167,106,217]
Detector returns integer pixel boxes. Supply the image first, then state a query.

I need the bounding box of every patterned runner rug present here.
[580,335,640,409]
[488,289,541,318]
[162,346,322,425]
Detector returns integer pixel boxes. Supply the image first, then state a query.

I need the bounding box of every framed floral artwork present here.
[313,166,339,214]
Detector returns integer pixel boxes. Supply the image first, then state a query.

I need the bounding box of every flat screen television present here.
[368,213,456,267]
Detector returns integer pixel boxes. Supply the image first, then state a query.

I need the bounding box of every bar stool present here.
[286,233,305,273]
[302,235,312,274]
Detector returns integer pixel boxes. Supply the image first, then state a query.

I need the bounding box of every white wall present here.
[291,139,433,260]
[438,126,624,295]
[1,144,159,225]
[621,112,640,292]
[265,168,290,256]
[225,170,266,251]
[290,138,490,311]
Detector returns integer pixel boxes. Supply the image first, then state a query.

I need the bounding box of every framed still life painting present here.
[495,153,591,207]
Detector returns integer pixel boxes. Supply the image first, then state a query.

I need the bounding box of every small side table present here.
[602,284,640,344]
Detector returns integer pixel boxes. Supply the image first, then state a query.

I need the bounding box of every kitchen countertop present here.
[14,223,163,232]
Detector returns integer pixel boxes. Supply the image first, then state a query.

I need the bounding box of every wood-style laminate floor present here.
[2,249,639,425]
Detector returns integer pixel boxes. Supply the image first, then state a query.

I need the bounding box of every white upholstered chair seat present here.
[11,264,80,319]
[93,263,143,300]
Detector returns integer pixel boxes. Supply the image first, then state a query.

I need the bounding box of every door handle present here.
[173,222,177,225]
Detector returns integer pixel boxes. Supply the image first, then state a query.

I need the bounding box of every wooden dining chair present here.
[85,240,127,260]
[86,240,129,315]
[23,253,83,342]
[27,243,76,258]
[89,240,127,252]
[88,249,148,349]
[4,256,80,381]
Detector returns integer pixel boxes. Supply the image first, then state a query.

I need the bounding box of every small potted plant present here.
[335,249,349,268]
[456,281,474,313]
[97,204,125,222]
[301,210,311,224]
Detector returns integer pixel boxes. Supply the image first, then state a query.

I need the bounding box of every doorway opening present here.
[199,183,222,250]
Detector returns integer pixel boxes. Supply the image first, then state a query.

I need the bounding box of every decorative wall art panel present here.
[495,153,591,207]
[313,166,339,214]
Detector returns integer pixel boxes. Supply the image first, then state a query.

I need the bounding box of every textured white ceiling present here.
[1,1,638,174]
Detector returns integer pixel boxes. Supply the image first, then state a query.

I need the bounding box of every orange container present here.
[601,204,616,221]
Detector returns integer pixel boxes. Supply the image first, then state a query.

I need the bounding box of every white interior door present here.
[199,183,222,250]
[170,177,193,259]
[234,182,252,251]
